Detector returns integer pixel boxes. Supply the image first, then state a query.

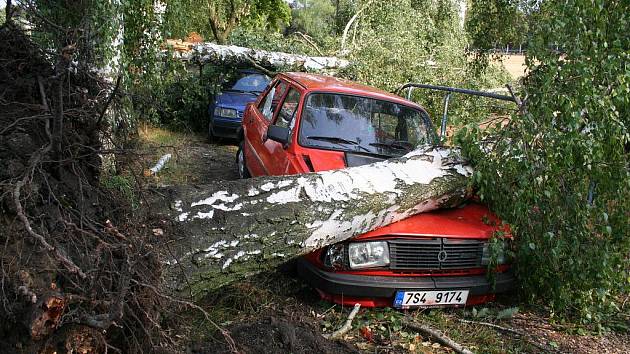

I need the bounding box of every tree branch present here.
[340,0,373,55]
[324,303,361,340]
[95,75,121,128]
[403,319,473,354]
[13,149,87,279]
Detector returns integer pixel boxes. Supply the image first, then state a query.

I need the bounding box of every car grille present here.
[389,238,483,270]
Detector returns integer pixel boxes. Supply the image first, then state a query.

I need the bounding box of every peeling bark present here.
[160,146,473,297]
[187,42,350,71]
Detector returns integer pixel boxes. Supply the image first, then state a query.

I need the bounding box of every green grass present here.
[138,125,205,185]
[101,174,138,209]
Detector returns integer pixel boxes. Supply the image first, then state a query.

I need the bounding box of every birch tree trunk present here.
[183,42,350,71]
[161,146,473,298]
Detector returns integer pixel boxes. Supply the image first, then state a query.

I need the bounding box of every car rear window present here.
[298,93,434,157]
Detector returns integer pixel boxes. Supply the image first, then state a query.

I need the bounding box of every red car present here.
[237,72,514,308]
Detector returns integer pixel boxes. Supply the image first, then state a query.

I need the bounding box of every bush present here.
[457,0,630,327]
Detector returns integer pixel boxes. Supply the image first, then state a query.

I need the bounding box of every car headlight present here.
[348,241,390,269]
[481,240,509,265]
[214,107,237,118]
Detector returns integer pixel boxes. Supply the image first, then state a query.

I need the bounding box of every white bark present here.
[183,42,350,71]
[340,0,373,55]
[161,146,472,297]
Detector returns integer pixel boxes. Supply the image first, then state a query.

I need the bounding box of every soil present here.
[193,316,360,354]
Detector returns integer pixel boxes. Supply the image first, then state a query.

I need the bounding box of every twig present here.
[244,55,277,77]
[402,319,473,354]
[292,31,324,56]
[37,75,49,111]
[324,303,361,340]
[129,279,239,354]
[0,114,50,135]
[96,75,121,127]
[505,84,524,112]
[458,319,558,353]
[13,178,87,279]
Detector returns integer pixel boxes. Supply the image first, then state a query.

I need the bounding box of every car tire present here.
[208,123,215,143]
[236,142,251,179]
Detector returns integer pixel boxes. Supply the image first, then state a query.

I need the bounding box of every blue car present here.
[208,70,271,141]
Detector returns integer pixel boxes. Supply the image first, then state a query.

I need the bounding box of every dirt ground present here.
[492,54,527,80]
[138,128,629,354]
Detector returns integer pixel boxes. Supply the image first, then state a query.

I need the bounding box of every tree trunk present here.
[160,146,472,298]
[188,42,350,71]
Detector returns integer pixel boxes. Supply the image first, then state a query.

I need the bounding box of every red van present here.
[237,72,513,308]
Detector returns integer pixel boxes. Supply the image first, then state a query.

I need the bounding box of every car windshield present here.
[224,72,270,93]
[298,93,435,156]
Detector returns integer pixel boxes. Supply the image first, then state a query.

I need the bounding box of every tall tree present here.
[465,0,530,49]
[164,0,291,44]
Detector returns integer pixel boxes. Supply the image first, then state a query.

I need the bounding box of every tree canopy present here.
[163,0,291,43]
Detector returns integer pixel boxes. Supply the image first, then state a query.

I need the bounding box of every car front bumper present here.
[211,117,241,138]
[296,257,514,299]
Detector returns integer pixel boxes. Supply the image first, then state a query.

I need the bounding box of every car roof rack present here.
[394,83,517,138]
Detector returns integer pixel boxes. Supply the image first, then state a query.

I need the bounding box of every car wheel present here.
[208,123,215,143]
[236,142,250,179]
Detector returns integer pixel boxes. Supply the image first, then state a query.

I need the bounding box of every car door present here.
[262,86,302,176]
[243,80,288,176]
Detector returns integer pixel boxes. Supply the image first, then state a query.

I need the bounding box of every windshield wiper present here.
[306,135,371,153]
[369,141,413,151]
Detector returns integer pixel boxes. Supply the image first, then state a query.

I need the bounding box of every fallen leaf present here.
[360,326,374,342]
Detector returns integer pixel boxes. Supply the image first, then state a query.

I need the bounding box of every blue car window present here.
[231,74,270,93]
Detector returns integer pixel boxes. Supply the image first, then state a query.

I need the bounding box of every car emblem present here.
[438,250,448,262]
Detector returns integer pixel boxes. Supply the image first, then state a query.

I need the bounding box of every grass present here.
[137,125,206,185]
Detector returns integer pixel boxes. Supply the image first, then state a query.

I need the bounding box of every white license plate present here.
[393,290,469,308]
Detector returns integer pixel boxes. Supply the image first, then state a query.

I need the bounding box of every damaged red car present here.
[237,72,514,308]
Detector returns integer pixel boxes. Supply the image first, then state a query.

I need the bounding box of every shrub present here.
[457,0,629,327]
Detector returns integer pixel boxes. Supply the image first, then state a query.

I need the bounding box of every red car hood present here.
[301,150,507,240]
[356,202,506,240]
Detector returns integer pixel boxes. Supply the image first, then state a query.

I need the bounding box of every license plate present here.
[393,290,469,308]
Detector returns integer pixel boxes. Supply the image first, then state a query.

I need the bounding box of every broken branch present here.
[403,319,473,354]
[324,303,361,340]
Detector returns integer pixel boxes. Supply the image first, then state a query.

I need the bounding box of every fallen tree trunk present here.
[182,42,350,71]
[160,146,472,297]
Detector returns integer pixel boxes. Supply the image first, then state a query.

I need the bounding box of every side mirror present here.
[266,125,290,146]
